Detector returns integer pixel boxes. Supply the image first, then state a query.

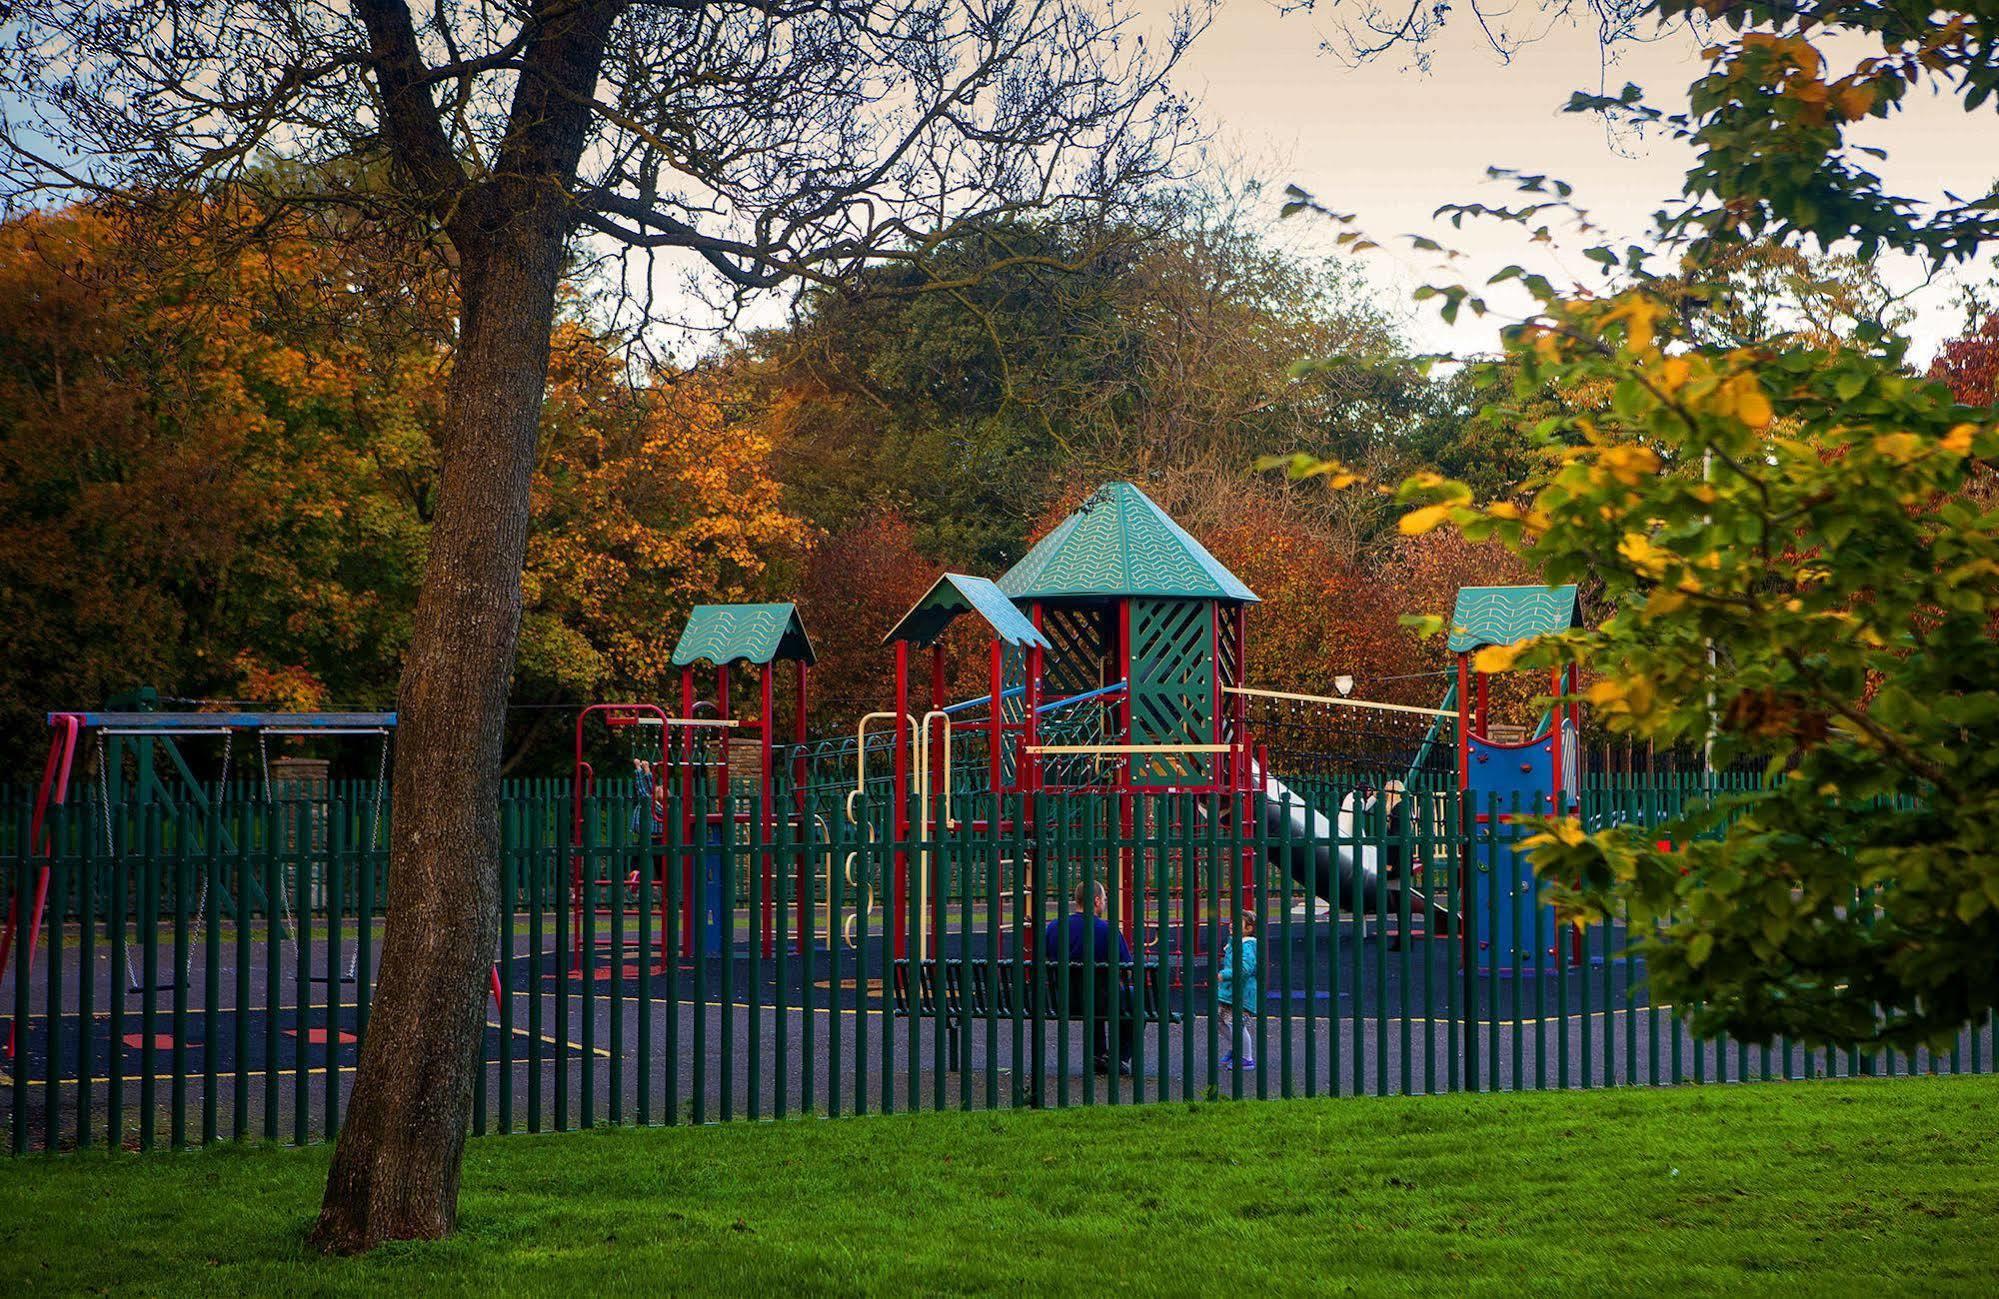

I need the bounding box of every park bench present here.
[890,956,1181,1070]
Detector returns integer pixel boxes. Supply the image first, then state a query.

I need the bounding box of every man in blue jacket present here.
[1043,880,1136,1075]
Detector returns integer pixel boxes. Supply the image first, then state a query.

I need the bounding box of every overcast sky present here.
[1159,2,1999,366]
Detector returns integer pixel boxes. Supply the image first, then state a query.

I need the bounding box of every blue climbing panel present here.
[700,821,727,956]
[1466,731,1566,972]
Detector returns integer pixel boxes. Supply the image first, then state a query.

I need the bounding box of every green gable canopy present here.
[671,603,817,667]
[1448,585,1581,654]
[882,574,1053,650]
[996,482,1258,603]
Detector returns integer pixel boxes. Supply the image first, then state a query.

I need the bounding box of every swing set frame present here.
[3,709,395,1056]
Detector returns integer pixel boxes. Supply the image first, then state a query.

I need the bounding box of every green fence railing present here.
[3,779,1988,1154]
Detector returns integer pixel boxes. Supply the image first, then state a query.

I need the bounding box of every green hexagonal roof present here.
[1448,585,1580,653]
[996,482,1257,603]
[671,603,817,667]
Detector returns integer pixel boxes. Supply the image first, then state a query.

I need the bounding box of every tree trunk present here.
[308,213,566,1251]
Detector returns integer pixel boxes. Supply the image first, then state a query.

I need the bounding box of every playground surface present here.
[3,1075,1994,1295]
[13,918,1987,1151]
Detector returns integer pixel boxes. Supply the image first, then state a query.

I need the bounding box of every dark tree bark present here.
[309,0,617,1251]
[307,241,558,1248]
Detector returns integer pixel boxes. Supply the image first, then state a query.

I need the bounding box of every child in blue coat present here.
[1217,909,1259,1069]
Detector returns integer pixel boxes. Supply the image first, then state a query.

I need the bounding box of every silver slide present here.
[1255,765,1449,926]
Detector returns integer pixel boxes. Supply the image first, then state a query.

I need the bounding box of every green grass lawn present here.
[3,1077,1996,1295]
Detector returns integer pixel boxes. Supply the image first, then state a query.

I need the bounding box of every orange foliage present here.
[0,202,805,768]
[1193,488,1425,702]
[524,344,807,699]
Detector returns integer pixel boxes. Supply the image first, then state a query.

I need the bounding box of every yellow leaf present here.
[1942,424,1976,455]
[1834,82,1874,119]
[1398,504,1454,535]
[1618,532,1671,578]
[1584,679,1625,706]
[1474,643,1524,674]
[1603,295,1666,356]
[1645,588,1690,618]
[1728,374,1774,429]
[1600,444,1662,485]
[1872,432,1925,463]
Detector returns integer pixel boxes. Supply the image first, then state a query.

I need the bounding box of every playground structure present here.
[3,482,1590,1053]
[564,482,1590,982]
[572,602,814,967]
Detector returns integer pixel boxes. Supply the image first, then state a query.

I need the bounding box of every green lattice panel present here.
[1128,598,1214,787]
[1040,604,1109,699]
[1216,608,1242,744]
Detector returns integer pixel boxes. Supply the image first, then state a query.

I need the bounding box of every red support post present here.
[1117,598,1135,940]
[760,661,775,959]
[1023,606,1043,961]
[1548,663,1565,812]
[2,715,80,1056]
[794,663,809,954]
[718,662,733,955]
[679,667,697,958]
[1456,652,1471,790]
[987,639,1003,800]
[892,639,910,960]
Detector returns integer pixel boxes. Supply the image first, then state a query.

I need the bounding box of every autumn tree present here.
[1293,2,1999,1050]
[783,510,932,722]
[1932,314,1999,407]
[1654,241,1916,352]
[5,2,1202,1247]
[0,204,805,773]
[516,344,807,755]
[0,203,438,761]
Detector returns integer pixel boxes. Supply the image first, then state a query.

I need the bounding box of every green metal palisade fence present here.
[2,777,1988,1154]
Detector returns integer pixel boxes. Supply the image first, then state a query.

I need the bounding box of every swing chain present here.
[99,733,145,996]
[259,731,303,963]
[182,731,223,952]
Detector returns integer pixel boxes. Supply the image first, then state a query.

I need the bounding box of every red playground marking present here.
[121,1033,184,1050]
[284,1028,358,1046]
[540,963,669,983]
